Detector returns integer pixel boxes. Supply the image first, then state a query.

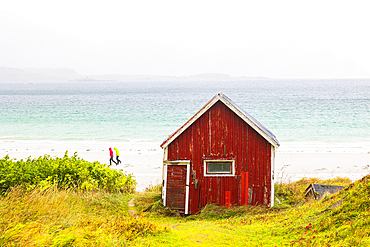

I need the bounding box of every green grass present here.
[0,153,165,246]
[1,153,367,247]
[274,177,351,206]
[131,177,369,246]
[0,186,168,246]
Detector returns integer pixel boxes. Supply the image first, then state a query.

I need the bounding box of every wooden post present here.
[241,172,249,206]
[225,191,231,207]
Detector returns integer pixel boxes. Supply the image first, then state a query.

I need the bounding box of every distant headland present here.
[0,66,269,82]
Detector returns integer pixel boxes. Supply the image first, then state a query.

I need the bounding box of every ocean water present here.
[1,79,369,147]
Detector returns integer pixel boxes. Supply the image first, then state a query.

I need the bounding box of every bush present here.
[0,151,136,193]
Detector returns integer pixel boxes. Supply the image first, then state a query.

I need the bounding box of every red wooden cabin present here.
[160,93,279,214]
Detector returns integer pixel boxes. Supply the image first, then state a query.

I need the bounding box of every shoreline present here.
[1,140,370,191]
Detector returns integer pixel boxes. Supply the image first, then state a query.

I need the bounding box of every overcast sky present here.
[1,0,370,78]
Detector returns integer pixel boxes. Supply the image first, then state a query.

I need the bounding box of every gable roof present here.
[160,92,280,149]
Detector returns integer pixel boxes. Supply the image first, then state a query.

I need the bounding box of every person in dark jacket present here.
[109,147,116,166]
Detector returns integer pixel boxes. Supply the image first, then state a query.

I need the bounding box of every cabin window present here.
[207,162,231,173]
[204,160,235,177]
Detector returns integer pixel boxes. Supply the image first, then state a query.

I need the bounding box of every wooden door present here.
[166,165,187,210]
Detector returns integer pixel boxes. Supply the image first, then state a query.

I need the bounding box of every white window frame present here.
[203,159,235,177]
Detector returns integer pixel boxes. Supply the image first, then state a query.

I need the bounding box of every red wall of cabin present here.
[166,101,272,214]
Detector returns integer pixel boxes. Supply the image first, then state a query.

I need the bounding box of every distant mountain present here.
[90,73,269,81]
[181,73,269,81]
[0,67,269,82]
[0,67,81,82]
[183,73,232,80]
[23,68,80,79]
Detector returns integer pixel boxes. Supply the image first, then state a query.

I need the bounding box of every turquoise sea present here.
[1,79,369,146]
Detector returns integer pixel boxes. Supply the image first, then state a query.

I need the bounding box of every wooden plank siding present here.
[166,101,272,214]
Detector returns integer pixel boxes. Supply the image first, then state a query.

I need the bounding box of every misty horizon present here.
[2,65,370,83]
[1,1,370,79]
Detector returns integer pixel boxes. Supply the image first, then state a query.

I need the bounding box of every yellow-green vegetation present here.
[134,184,179,217]
[0,151,136,193]
[274,177,351,206]
[0,186,168,246]
[131,177,370,246]
[0,153,168,246]
[1,153,368,246]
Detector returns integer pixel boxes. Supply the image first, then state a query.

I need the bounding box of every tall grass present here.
[274,177,351,206]
[131,176,370,246]
[133,177,352,220]
[0,186,168,246]
[134,184,179,217]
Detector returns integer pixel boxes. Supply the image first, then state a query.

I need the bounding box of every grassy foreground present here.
[1,153,369,246]
[0,153,168,246]
[131,177,370,246]
[0,187,168,246]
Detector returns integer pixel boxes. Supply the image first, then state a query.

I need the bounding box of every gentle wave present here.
[1,79,369,144]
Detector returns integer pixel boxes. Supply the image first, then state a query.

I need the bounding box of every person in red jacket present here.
[109,147,116,166]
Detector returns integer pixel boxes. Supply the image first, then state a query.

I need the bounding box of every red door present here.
[166,165,187,211]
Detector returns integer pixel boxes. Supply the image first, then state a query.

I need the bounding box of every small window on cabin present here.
[204,160,235,176]
[207,162,231,173]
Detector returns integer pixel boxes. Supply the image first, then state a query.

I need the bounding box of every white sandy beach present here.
[1,140,370,191]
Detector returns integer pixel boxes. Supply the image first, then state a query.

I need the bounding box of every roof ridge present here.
[160,92,280,148]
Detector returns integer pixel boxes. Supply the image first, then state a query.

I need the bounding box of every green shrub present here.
[0,151,136,193]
